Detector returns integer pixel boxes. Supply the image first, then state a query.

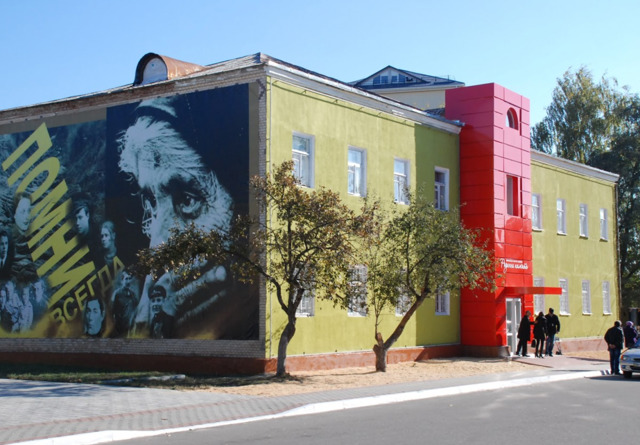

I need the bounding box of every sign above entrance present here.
[500,258,529,272]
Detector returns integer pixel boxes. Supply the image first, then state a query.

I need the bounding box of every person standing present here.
[533,311,547,358]
[515,310,532,357]
[604,320,624,375]
[545,308,561,357]
[623,321,638,348]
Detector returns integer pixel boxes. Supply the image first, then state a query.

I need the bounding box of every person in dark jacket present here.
[515,310,532,357]
[533,311,547,358]
[545,308,561,357]
[604,320,625,375]
[623,321,638,348]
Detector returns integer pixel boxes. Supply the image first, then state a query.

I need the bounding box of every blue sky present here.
[1,0,638,127]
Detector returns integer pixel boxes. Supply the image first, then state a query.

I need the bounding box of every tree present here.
[590,95,640,307]
[532,67,619,163]
[347,193,495,372]
[136,161,374,377]
[532,67,640,308]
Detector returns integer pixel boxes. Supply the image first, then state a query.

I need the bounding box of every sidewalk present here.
[2,355,609,445]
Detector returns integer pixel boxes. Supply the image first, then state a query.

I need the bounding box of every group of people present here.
[0,279,48,333]
[515,308,561,358]
[604,319,638,375]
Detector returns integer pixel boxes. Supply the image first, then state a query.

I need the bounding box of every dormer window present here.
[141,57,168,85]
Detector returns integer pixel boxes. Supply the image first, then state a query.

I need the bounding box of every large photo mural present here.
[0,85,258,339]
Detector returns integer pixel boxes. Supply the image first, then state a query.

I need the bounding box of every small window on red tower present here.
[506,175,520,216]
[506,108,518,129]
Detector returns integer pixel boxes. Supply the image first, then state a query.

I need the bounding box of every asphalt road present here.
[116,373,634,445]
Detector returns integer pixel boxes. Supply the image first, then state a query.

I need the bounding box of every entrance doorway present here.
[506,298,522,355]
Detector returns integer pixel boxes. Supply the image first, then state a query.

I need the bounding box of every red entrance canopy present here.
[504,286,562,295]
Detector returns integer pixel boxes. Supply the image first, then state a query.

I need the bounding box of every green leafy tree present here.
[347,193,495,372]
[136,161,375,377]
[532,67,619,163]
[532,67,640,308]
[591,94,640,307]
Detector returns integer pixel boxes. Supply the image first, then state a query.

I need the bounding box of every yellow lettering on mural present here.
[96,264,113,292]
[17,156,60,202]
[50,308,65,324]
[74,285,89,312]
[63,296,78,321]
[47,248,94,308]
[32,220,79,275]
[85,274,98,299]
[28,183,71,244]
[2,123,53,184]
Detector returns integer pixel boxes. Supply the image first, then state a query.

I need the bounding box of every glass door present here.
[506,298,522,355]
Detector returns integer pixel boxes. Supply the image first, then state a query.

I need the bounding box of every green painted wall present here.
[263,78,461,358]
[531,158,619,340]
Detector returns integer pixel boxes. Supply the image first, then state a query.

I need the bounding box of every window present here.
[348,148,366,196]
[506,175,520,216]
[581,280,591,314]
[394,159,410,204]
[296,288,315,317]
[348,265,367,317]
[533,277,545,314]
[435,290,450,316]
[557,199,566,234]
[434,167,449,210]
[532,194,542,230]
[600,208,608,240]
[395,288,412,316]
[294,266,315,317]
[292,133,314,187]
[579,204,588,237]
[506,108,518,129]
[603,281,611,315]
[559,278,570,315]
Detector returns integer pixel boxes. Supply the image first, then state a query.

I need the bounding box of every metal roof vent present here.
[134,53,206,86]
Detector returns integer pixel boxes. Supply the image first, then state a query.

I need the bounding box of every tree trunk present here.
[276,318,296,377]
[373,332,388,372]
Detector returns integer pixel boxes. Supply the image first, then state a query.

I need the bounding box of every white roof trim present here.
[532,150,619,183]
[264,61,461,135]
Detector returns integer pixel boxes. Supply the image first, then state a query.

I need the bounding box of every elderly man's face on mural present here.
[118,98,233,248]
[84,299,104,336]
[117,97,234,336]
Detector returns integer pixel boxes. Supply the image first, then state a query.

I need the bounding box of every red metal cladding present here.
[447,84,534,350]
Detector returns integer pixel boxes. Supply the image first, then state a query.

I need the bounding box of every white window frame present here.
[294,266,315,317]
[559,278,570,315]
[394,158,410,205]
[347,147,366,197]
[435,290,450,316]
[581,280,592,315]
[533,277,545,314]
[531,194,542,231]
[295,288,315,317]
[579,203,589,238]
[292,132,314,188]
[434,167,449,211]
[557,199,566,234]
[600,208,608,240]
[348,265,367,317]
[395,288,412,317]
[602,281,611,315]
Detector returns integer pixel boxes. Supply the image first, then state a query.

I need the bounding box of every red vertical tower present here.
[446,84,533,356]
